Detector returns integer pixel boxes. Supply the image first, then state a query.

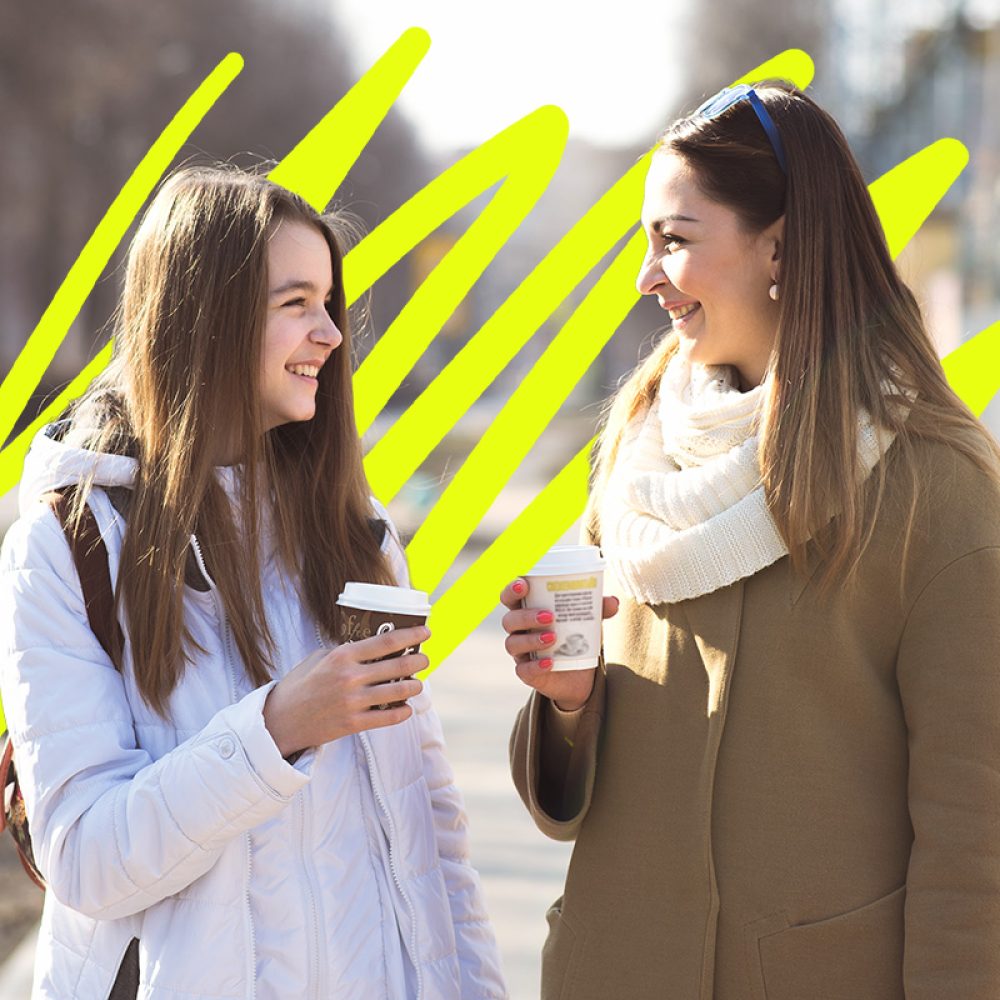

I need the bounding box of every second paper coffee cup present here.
[336,583,432,708]
[523,545,605,670]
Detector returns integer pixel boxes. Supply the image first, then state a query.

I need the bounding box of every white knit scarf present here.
[599,350,896,605]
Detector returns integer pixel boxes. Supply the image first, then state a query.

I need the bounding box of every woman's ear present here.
[761,215,784,281]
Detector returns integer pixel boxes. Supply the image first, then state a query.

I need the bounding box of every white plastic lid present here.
[526,544,605,578]
[336,582,431,616]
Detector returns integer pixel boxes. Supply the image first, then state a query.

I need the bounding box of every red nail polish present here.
[512,581,526,595]
[541,632,557,644]
[537,610,554,624]
[539,658,553,670]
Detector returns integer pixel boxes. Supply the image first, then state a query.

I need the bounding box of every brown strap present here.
[0,488,129,897]
[0,737,13,835]
[43,488,125,673]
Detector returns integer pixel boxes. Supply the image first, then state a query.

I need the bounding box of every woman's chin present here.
[676,334,706,363]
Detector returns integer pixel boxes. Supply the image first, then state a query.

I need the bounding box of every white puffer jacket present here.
[0,426,507,1000]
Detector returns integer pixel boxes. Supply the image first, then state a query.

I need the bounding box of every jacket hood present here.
[18,422,138,517]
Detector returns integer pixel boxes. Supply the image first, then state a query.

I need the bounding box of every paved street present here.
[427,616,574,998]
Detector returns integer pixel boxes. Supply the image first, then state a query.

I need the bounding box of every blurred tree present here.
[676,0,831,109]
[0,0,429,437]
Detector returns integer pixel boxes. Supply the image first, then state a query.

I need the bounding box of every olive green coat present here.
[511,439,1000,999]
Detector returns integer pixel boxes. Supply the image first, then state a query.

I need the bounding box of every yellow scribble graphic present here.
[0,55,245,493]
[349,103,569,434]
[0,27,998,734]
[869,139,969,259]
[942,319,1000,418]
[268,29,431,213]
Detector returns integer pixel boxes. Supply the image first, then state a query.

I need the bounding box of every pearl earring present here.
[768,283,779,301]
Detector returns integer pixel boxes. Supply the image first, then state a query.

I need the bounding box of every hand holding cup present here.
[335,583,432,709]
[263,625,430,757]
[264,583,432,757]
[501,578,619,712]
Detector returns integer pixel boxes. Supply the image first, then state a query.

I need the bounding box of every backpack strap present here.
[1,486,125,891]
[42,487,125,673]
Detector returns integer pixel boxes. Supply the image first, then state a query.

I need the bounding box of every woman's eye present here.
[663,234,686,253]
[284,297,306,308]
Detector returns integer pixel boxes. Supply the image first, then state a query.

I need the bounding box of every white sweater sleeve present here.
[0,507,309,920]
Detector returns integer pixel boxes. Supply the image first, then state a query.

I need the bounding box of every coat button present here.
[218,737,236,759]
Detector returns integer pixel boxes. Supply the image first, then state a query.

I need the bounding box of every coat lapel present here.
[676,578,745,717]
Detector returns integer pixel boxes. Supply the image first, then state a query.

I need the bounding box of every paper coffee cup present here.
[523,545,605,670]
[336,583,432,707]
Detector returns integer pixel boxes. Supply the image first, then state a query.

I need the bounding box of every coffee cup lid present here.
[336,582,432,616]
[526,544,605,578]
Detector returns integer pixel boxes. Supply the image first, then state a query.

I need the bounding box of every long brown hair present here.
[68,165,394,715]
[592,81,1000,593]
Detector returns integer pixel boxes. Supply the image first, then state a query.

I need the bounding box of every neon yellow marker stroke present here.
[0,35,997,724]
[268,28,431,211]
[364,50,817,502]
[943,320,1000,417]
[0,54,244,496]
[406,231,647,593]
[869,139,969,259]
[363,156,647,501]
[420,441,593,671]
[350,105,568,433]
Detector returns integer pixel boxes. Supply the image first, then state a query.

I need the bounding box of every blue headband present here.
[695,84,789,176]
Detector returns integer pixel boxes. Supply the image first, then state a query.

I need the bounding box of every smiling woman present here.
[505,80,1000,1000]
[0,165,506,999]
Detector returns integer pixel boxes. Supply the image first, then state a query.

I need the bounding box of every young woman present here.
[503,81,1000,999]
[0,166,506,999]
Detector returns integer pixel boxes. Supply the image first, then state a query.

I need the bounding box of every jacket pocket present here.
[747,885,905,1000]
[540,896,584,1000]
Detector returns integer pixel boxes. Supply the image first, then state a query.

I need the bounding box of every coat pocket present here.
[541,896,584,1000]
[748,885,906,1000]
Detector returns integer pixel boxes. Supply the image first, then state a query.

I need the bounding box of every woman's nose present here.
[311,310,343,350]
[636,255,666,296]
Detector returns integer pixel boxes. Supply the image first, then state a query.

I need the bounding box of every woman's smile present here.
[664,301,701,329]
[286,362,322,381]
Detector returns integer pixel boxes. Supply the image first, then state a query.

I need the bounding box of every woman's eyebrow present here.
[269,279,333,297]
[650,214,700,234]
